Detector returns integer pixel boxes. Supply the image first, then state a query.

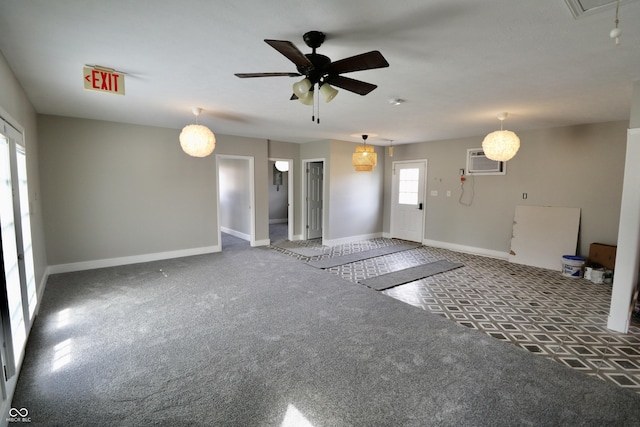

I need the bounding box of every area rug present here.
[360,259,464,290]
[271,240,329,257]
[307,242,421,269]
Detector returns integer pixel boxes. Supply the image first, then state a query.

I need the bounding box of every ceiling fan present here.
[235,31,389,104]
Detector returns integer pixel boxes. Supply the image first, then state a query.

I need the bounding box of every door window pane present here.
[398,168,419,205]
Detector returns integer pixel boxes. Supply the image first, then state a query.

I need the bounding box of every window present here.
[398,168,419,205]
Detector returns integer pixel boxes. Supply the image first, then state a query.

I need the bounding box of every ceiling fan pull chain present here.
[311,83,316,122]
[317,88,320,124]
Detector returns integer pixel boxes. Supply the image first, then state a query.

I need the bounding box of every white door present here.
[391,161,426,242]
[306,161,323,239]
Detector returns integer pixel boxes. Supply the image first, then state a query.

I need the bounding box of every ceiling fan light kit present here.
[179,108,216,158]
[298,90,314,106]
[319,83,338,103]
[236,30,389,122]
[292,78,312,98]
[481,112,520,162]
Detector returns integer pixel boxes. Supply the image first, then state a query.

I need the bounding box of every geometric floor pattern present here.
[270,237,640,394]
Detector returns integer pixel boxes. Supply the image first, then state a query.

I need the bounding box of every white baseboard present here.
[291,234,303,242]
[252,239,270,247]
[47,245,221,274]
[35,269,49,316]
[323,232,384,247]
[221,227,250,241]
[422,239,509,260]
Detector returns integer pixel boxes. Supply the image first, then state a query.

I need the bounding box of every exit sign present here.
[83,66,125,95]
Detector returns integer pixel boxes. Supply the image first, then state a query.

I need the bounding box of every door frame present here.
[215,154,256,247]
[268,158,294,242]
[301,158,325,242]
[390,159,428,242]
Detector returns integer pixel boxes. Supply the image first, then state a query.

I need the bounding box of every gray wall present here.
[631,81,640,129]
[31,108,631,265]
[39,115,219,265]
[37,116,303,264]
[219,157,252,236]
[384,121,628,256]
[328,140,384,241]
[299,139,384,243]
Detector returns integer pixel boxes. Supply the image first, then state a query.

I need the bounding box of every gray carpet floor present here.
[11,234,640,426]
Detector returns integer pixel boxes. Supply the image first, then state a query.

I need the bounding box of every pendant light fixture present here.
[482,112,520,162]
[275,160,289,172]
[352,134,377,172]
[610,0,622,45]
[179,108,216,157]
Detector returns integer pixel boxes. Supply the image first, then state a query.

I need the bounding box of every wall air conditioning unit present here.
[466,149,506,175]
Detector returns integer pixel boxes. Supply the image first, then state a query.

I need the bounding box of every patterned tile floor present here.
[270,238,640,394]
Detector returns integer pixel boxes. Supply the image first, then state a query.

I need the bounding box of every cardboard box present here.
[588,243,617,270]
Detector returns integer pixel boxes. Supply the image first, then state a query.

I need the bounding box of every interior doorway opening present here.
[303,159,324,241]
[216,155,255,250]
[268,158,293,243]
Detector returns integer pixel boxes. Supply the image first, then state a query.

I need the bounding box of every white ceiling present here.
[1,0,639,146]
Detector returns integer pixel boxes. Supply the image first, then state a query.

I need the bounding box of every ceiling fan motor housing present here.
[299,54,332,85]
[303,31,325,49]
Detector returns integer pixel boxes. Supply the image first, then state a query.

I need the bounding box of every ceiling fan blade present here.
[235,72,301,78]
[290,94,298,100]
[327,75,378,95]
[264,39,313,68]
[329,51,389,74]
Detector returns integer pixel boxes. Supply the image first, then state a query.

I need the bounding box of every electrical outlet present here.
[447,190,451,197]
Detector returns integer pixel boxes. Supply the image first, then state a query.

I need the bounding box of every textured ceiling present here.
[1,0,639,146]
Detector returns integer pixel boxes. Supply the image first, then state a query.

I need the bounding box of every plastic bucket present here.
[561,255,586,278]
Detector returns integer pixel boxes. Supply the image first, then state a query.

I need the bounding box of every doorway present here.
[268,158,293,243]
[216,155,255,250]
[303,160,324,240]
[390,160,427,243]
